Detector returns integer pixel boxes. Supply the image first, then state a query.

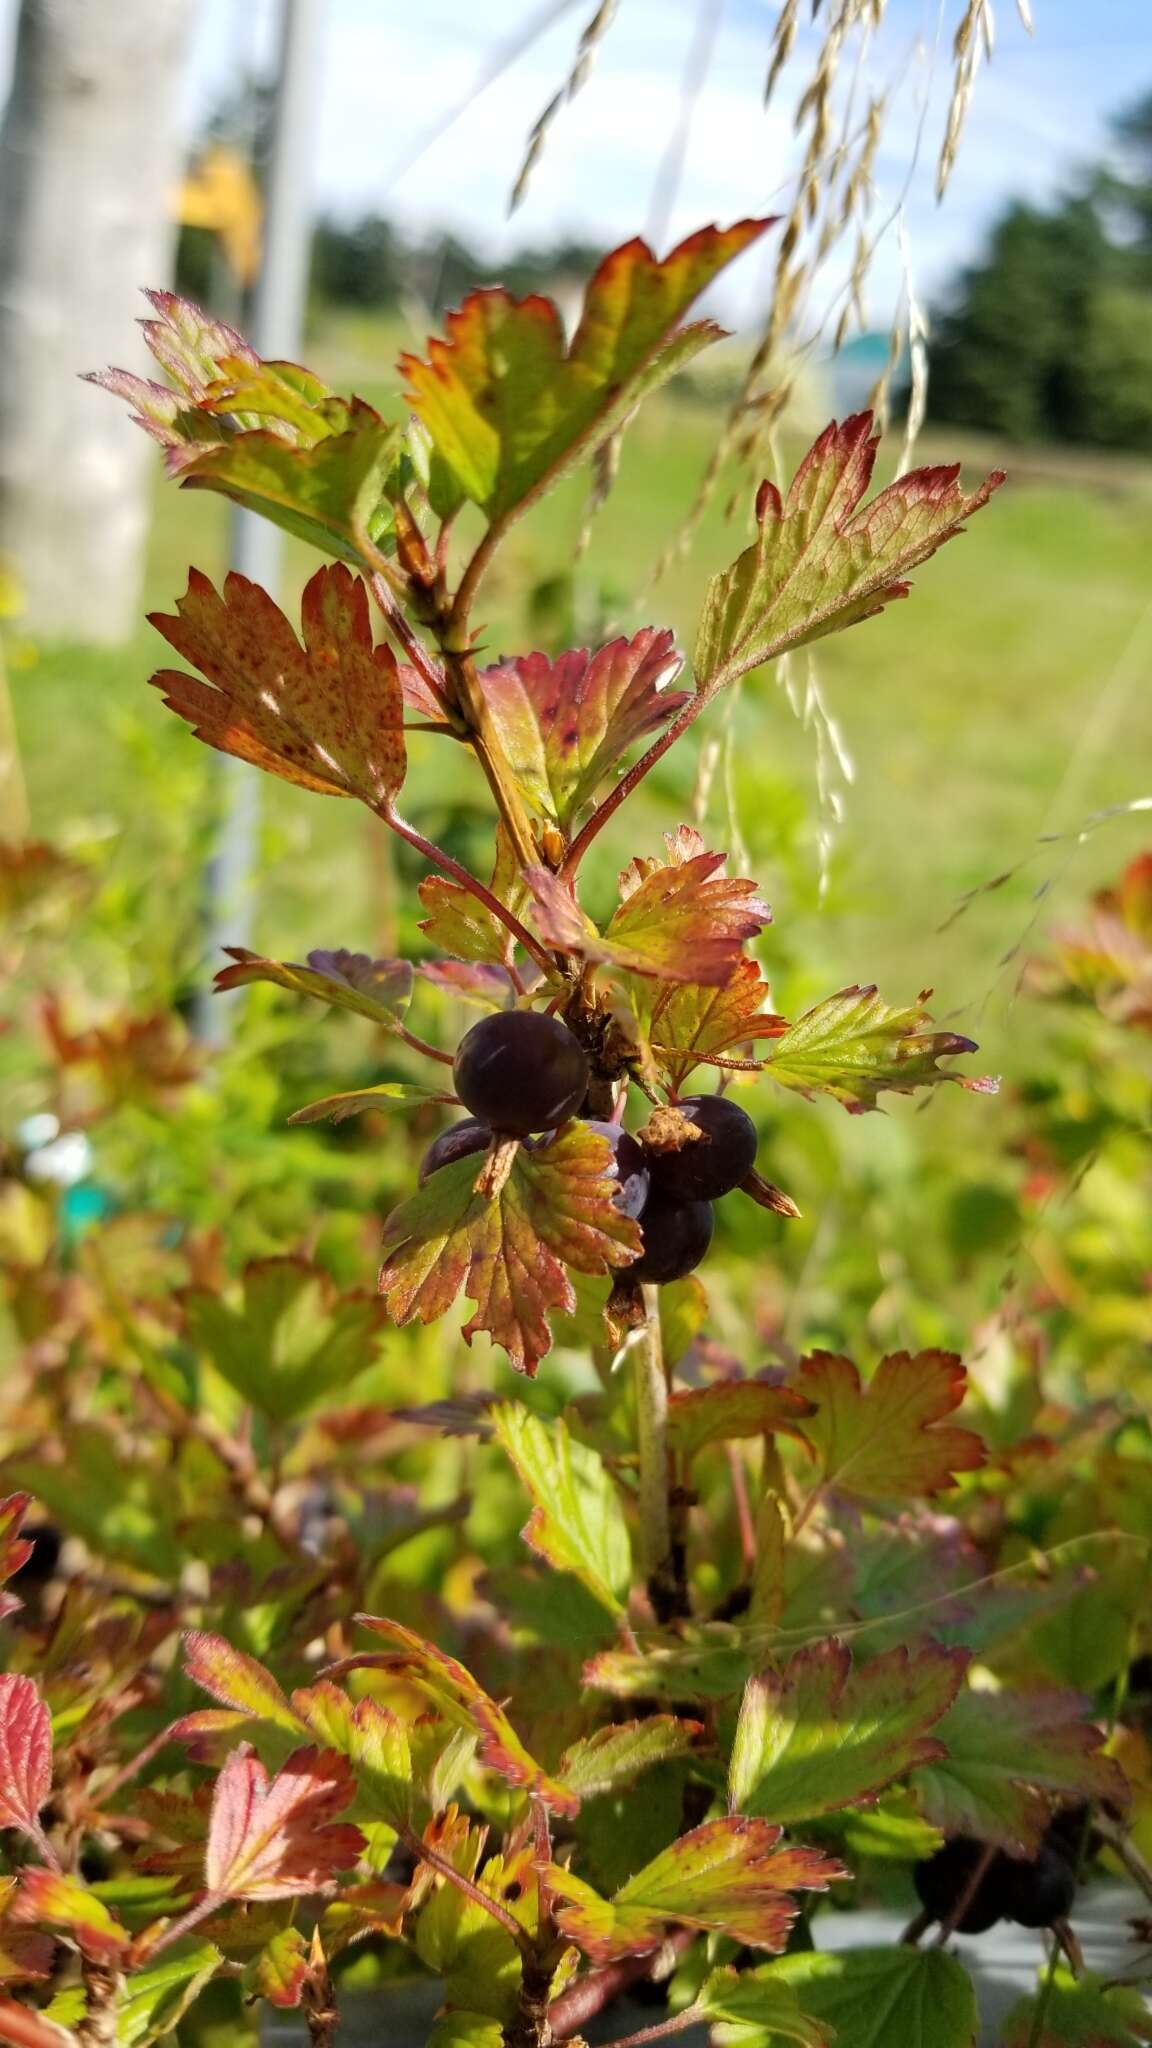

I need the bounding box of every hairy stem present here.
[144,1892,222,1959]
[367,571,455,719]
[77,1959,122,2046]
[600,2012,703,2048]
[379,802,555,977]
[560,688,713,880]
[633,1286,687,1623]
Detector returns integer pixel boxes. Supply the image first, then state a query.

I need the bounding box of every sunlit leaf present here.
[696,411,1003,690]
[632,958,787,1091]
[912,1684,1129,1853]
[418,827,532,969]
[555,1717,702,1801]
[205,1745,364,1900]
[352,1617,579,1817]
[0,1677,51,1844]
[763,985,995,1113]
[244,1926,311,2010]
[697,1964,834,2047]
[795,1350,986,1502]
[180,407,400,563]
[528,828,770,988]
[478,630,688,830]
[11,1872,130,1964]
[291,1682,412,1830]
[183,1633,309,1739]
[214,947,414,1027]
[548,1818,845,1960]
[288,1081,458,1126]
[403,220,771,530]
[766,1946,977,2048]
[490,1402,631,1616]
[117,1944,222,2045]
[729,1640,967,1823]
[149,563,405,803]
[378,1120,641,1375]
[1001,1966,1152,2046]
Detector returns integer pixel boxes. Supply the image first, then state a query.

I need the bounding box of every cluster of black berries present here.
[419,1010,759,1285]
[914,1812,1084,1935]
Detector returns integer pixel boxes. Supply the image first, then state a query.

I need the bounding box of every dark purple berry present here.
[583,1120,650,1219]
[630,1190,714,1285]
[914,1838,1006,1934]
[647,1095,758,1202]
[453,1011,589,1137]
[418,1118,491,1184]
[999,1844,1076,1929]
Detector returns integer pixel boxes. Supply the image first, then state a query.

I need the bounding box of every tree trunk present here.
[0,0,197,644]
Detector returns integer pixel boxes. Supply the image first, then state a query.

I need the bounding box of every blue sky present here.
[3,0,1149,323]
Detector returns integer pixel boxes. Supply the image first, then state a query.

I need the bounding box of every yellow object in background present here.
[176,144,263,288]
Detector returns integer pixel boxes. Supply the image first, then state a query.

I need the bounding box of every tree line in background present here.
[930,90,1152,450]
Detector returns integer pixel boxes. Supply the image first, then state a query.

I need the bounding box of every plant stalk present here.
[633,1286,686,1623]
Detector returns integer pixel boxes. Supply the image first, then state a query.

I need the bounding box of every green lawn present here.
[11,317,1152,1096]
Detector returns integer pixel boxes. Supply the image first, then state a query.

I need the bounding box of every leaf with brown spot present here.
[148,563,405,804]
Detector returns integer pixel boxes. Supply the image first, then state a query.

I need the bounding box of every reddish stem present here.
[406,1830,528,1951]
[547,1928,698,2040]
[378,803,555,978]
[560,689,711,879]
[368,572,455,718]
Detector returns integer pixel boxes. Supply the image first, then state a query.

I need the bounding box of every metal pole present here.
[196,0,326,1046]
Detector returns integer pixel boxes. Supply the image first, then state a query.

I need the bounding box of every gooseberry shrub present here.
[0,222,1142,2048]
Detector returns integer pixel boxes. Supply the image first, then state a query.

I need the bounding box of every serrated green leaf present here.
[764,984,994,1113]
[215,947,413,1027]
[548,1818,845,1961]
[729,1640,967,1823]
[183,1631,308,1737]
[912,1684,1129,1853]
[181,404,400,563]
[695,412,1003,690]
[491,1403,631,1615]
[403,221,771,532]
[291,1681,412,1830]
[766,1946,977,2048]
[1001,1967,1152,2046]
[697,1963,834,2046]
[631,956,787,1092]
[288,1080,457,1126]
[183,1258,389,1422]
[378,1121,641,1376]
[118,1943,222,2043]
[556,1717,701,1800]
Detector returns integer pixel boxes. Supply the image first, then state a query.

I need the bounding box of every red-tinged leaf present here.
[0,1499,33,1600]
[205,1744,365,1901]
[912,1686,1129,1854]
[183,1632,308,1739]
[11,1871,130,1964]
[548,1817,845,1961]
[729,1640,968,1823]
[416,961,518,1009]
[666,1379,816,1461]
[378,1120,641,1376]
[795,1350,986,1503]
[490,1402,630,1616]
[214,947,414,1029]
[352,1617,580,1819]
[1035,851,1152,1031]
[477,631,688,831]
[418,827,531,969]
[528,829,770,988]
[763,984,995,1113]
[0,1677,51,1842]
[0,1889,53,1987]
[555,1718,702,1801]
[179,404,401,564]
[632,958,787,1090]
[138,289,259,400]
[0,1998,77,2047]
[148,563,405,804]
[695,411,1004,690]
[245,1925,311,2009]
[290,1683,412,1830]
[403,220,772,528]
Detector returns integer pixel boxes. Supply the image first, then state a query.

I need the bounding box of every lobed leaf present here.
[697,1965,835,2047]
[183,1631,308,1738]
[1001,1966,1152,2047]
[180,406,401,563]
[418,828,532,969]
[795,1349,986,1503]
[291,1682,412,1831]
[912,1684,1129,1854]
[763,984,995,1113]
[183,1259,391,1423]
[548,1817,845,1961]
[667,1379,815,1462]
[149,563,405,804]
[490,1402,631,1616]
[205,1744,365,1901]
[403,220,771,532]
[214,947,414,1028]
[695,411,1004,690]
[352,1616,579,1817]
[378,1120,641,1375]
[288,1081,458,1126]
[528,828,770,988]
[0,1677,51,1843]
[729,1640,967,1824]
[477,630,688,831]
[117,1945,223,2045]
[632,957,787,1091]
[767,1946,978,2048]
